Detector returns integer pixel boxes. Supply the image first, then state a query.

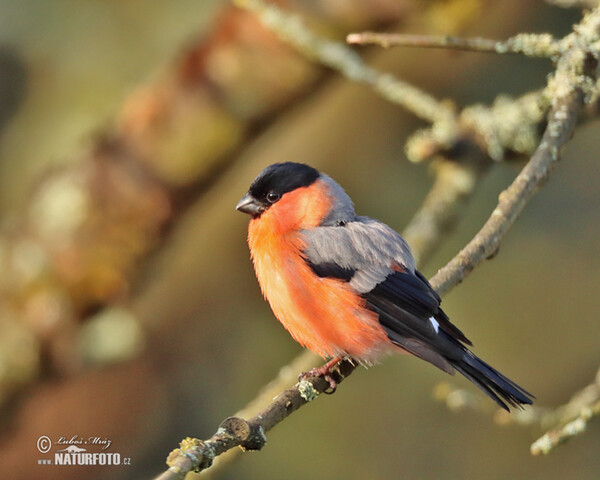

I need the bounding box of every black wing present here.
[306,260,356,282]
[363,271,533,409]
[367,270,472,346]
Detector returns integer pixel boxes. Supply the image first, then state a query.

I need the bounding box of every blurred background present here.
[0,1,598,479]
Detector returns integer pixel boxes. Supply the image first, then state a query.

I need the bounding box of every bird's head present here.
[236,162,355,232]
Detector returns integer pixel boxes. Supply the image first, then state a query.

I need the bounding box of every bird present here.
[236,162,533,411]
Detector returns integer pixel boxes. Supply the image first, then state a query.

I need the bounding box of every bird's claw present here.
[298,362,340,394]
[321,374,338,394]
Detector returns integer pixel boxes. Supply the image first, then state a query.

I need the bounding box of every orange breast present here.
[247,182,390,362]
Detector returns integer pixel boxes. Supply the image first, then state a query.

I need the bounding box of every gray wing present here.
[302,216,416,294]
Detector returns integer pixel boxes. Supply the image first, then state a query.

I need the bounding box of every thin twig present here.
[401,161,485,267]
[154,360,357,480]
[523,366,600,454]
[233,0,454,124]
[432,6,599,295]
[407,77,599,166]
[201,350,318,477]
[435,366,600,454]
[347,32,561,59]
[531,400,600,454]
[431,92,581,294]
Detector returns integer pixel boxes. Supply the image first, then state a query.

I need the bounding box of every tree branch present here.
[432,6,599,296]
[233,0,454,124]
[530,367,600,454]
[435,365,600,455]
[431,7,600,455]
[347,32,561,59]
[203,349,319,476]
[432,91,582,294]
[154,360,357,480]
[401,161,485,267]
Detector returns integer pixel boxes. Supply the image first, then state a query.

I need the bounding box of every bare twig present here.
[407,77,599,166]
[530,405,600,454]
[432,6,599,296]
[530,368,600,454]
[404,89,548,165]
[347,32,561,59]
[233,0,454,124]
[431,91,582,294]
[348,18,598,167]
[401,161,485,267]
[154,360,357,480]
[435,366,600,455]
[202,349,319,476]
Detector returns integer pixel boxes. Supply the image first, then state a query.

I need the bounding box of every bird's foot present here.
[298,357,344,394]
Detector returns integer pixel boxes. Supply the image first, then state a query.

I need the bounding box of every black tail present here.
[452,351,534,411]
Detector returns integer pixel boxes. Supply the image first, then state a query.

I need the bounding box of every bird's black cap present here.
[248,162,320,201]
[236,162,320,217]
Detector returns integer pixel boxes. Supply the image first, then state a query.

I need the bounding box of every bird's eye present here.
[266,192,280,203]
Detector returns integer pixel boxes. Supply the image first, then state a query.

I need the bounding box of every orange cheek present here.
[254,181,331,235]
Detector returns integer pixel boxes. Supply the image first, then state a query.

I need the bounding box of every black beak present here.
[236,193,265,217]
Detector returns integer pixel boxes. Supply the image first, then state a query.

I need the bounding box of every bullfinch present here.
[236,162,533,410]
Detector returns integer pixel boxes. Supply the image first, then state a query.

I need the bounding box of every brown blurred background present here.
[0,1,598,479]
